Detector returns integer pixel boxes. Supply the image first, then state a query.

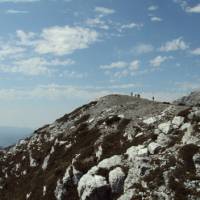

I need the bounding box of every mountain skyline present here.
[0,0,200,128]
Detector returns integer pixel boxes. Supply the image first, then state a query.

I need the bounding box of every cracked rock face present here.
[109,167,125,194]
[0,94,200,200]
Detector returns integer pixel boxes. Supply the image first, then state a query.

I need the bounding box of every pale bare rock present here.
[78,174,108,200]
[148,142,161,154]
[172,116,184,128]
[98,155,123,170]
[109,167,125,194]
[117,189,135,200]
[158,121,172,134]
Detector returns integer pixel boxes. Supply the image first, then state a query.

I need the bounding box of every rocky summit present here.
[1,94,200,200]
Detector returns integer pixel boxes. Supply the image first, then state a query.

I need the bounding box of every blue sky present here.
[0,0,200,128]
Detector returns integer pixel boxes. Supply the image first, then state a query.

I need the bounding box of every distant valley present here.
[0,126,33,147]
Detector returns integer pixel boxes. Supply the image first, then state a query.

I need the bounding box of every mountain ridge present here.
[0,94,200,200]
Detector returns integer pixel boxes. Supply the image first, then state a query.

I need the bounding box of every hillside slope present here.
[174,90,200,106]
[0,94,200,200]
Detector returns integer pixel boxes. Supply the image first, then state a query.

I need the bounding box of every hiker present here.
[152,96,155,101]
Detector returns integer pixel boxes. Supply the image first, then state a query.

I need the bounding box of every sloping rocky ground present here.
[0,94,200,200]
[174,90,200,106]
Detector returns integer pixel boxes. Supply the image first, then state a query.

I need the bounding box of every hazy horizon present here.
[0,126,33,147]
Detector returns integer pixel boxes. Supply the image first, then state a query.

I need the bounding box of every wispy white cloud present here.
[35,26,99,55]
[16,30,36,45]
[113,70,129,79]
[160,37,188,52]
[100,60,140,71]
[100,61,127,69]
[85,18,109,30]
[173,0,188,10]
[191,48,200,56]
[0,57,75,76]
[129,60,140,71]
[151,16,163,22]
[6,9,29,14]
[0,25,98,78]
[0,44,25,60]
[173,0,200,14]
[132,43,154,54]
[100,59,141,79]
[85,8,142,35]
[0,57,49,76]
[121,22,142,29]
[150,56,169,67]
[94,6,115,16]
[59,70,87,79]
[119,22,143,32]
[148,5,158,11]
[186,4,200,13]
[14,27,100,57]
[47,58,75,66]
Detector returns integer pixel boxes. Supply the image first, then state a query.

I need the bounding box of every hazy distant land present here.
[0,127,32,147]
